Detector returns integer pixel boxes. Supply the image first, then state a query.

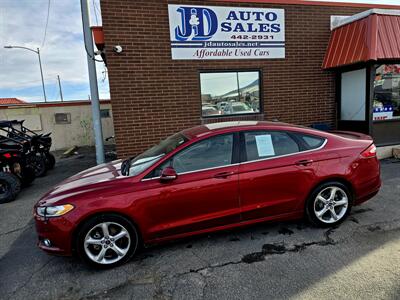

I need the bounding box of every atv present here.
[0,130,47,178]
[0,121,51,177]
[9,120,55,169]
[0,148,36,203]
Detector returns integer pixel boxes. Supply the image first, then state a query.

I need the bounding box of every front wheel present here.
[76,214,139,268]
[306,182,352,227]
[0,172,21,204]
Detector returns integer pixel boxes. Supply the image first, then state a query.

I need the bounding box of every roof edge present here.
[332,9,400,30]
[215,0,400,10]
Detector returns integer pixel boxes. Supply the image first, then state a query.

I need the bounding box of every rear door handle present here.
[295,159,313,166]
[214,171,235,179]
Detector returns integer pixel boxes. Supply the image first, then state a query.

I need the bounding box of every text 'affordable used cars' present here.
[34,121,381,268]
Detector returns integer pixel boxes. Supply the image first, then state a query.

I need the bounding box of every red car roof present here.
[182,121,309,139]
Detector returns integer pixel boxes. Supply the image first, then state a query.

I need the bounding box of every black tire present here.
[76,214,139,268]
[305,181,352,228]
[29,154,47,177]
[21,166,36,187]
[0,172,21,204]
[45,153,56,170]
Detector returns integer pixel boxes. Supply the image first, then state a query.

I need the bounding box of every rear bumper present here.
[352,159,381,205]
[34,214,74,256]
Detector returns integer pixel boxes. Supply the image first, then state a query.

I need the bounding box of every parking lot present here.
[0,151,399,300]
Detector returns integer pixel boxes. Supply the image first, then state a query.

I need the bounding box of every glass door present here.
[337,67,371,134]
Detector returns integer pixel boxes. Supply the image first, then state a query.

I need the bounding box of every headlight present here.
[36,204,74,218]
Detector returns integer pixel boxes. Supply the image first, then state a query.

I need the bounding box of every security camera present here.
[113,45,123,53]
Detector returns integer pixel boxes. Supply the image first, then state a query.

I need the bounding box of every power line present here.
[41,0,51,48]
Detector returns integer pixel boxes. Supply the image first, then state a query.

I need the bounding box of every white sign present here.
[168,5,285,60]
[255,135,275,157]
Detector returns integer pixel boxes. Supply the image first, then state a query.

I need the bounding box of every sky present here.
[0,0,108,102]
[0,0,399,103]
[201,72,259,97]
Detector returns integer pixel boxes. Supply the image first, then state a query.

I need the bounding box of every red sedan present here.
[34,121,381,268]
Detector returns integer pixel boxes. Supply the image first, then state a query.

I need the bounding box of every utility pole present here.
[57,75,64,101]
[37,48,47,102]
[4,45,47,102]
[81,0,105,164]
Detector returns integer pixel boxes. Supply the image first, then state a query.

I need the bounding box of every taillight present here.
[360,144,377,158]
[3,153,11,158]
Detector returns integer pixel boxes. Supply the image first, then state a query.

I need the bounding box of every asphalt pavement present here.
[0,151,399,300]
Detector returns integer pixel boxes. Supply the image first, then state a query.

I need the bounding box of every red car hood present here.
[38,160,124,205]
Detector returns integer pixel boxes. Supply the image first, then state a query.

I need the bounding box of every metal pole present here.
[37,48,47,102]
[81,0,105,164]
[57,75,64,101]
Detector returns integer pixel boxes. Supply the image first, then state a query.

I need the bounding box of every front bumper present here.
[34,214,74,256]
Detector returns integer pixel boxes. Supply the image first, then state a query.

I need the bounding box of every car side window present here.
[146,134,234,177]
[172,134,234,173]
[244,131,300,162]
[294,133,325,150]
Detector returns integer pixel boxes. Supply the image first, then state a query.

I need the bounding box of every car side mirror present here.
[160,166,177,182]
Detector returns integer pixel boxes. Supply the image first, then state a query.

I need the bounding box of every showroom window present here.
[200,71,261,117]
[373,64,400,121]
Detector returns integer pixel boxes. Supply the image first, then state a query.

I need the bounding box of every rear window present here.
[295,133,325,150]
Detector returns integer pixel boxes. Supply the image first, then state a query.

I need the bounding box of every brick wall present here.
[101,0,364,158]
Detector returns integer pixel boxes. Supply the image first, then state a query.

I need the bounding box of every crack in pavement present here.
[0,223,33,237]
[241,227,337,264]
[9,257,55,300]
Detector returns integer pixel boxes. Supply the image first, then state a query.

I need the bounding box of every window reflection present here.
[200,71,260,117]
[373,64,400,121]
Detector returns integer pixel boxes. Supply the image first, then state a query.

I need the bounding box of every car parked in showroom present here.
[34,121,381,268]
[202,105,221,117]
[223,101,254,114]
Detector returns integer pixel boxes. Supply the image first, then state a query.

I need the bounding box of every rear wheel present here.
[29,154,47,177]
[45,153,56,170]
[76,214,139,268]
[21,166,36,187]
[306,182,352,227]
[0,172,21,204]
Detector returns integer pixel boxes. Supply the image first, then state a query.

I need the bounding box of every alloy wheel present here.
[314,186,349,224]
[84,222,131,265]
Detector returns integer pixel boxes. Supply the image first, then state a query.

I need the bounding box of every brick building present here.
[100,0,400,158]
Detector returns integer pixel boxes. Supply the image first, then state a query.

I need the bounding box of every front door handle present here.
[295,159,313,166]
[214,171,235,179]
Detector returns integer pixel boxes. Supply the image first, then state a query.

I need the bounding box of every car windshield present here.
[127,132,188,176]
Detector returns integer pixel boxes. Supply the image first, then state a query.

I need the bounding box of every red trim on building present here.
[0,98,26,105]
[215,0,400,9]
[323,12,400,69]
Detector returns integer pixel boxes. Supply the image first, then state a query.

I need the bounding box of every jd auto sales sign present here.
[168,5,285,60]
